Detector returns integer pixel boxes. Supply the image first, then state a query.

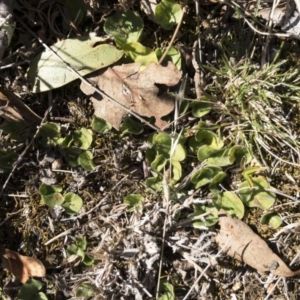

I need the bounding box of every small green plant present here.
[67,236,94,266]
[17,278,47,300]
[38,122,95,171]
[104,7,182,68]
[145,132,187,190]
[76,283,96,298]
[124,194,144,211]
[39,183,83,215]
[158,280,175,300]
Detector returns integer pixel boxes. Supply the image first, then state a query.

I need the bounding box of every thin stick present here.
[44,228,74,246]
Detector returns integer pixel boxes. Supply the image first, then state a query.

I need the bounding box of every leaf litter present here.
[80,61,182,129]
[0,247,46,284]
[216,210,300,277]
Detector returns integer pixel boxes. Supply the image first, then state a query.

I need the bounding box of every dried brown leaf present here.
[0,248,46,283]
[80,61,182,130]
[216,210,300,277]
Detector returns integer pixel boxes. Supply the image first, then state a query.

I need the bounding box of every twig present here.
[44,228,74,246]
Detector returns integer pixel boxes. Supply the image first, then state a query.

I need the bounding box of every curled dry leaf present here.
[0,248,46,283]
[80,61,182,130]
[215,210,300,277]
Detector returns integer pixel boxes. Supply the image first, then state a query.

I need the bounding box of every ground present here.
[1,0,300,299]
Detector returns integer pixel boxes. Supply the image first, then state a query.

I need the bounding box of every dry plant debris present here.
[80,61,181,129]
[216,210,300,277]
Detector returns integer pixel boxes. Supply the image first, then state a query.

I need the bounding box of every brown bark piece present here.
[0,248,46,283]
[80,61,182,130]
[216,210,300,277]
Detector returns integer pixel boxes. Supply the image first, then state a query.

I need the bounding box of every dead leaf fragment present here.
[0,248,46,283]
[0,87,42,123]
[215,210,300,277]
[80,61,182,130]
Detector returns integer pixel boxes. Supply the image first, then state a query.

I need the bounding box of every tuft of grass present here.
[203,48,300,166]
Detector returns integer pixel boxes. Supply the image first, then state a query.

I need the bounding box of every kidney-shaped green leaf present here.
[27,37,123,92]
[155,0,183,30]
[238,176,276,209]
[62,192,83,214]
[213,191,244,219]
[104,11,143,46]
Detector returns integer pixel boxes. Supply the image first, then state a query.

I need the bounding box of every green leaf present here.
[39,184,63,195]
[39,184,64,207]
[213,191,244,219]
[190,102,211,118]
[17,279,47,300]
[62,192,83,214]
[155,47,182,70]
[120,117,144,136]
[197,146,232,166]
[76,283,96,297]
[104,11,143,46]
[195,130,224,149]
[260,212,282,229]
[62,147,82,167]
[151,154,167,172]
[191,204,218,227]
[27,37,123,92]
[153,133,186,161]
[73,128,93,150]
[67,244,79,256]
[92,115,112,133]
[159,280,175,300]
[145,175,163,191]
[188,136,201,154]
[209,171,227,193]
[190,166,223,188]
[228,145,251,165]
[172,143,186,161]
[155,0,183,30]
[76,236,87,251]
[41,193,65,207]
[145,148,157,165]
[171,159,182,181]
[238,176,276,209]
[38,123,61,146]
[123,42,158,65]
[83,254,95,266]
[124,194,144,211]
[0,150,18,170]
[78,151,95,171]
